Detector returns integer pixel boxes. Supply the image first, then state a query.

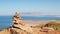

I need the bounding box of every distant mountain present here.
[20,12,60,17]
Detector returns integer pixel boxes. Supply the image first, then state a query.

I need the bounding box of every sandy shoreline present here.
[23,20,49,26]
[22,20,60,26]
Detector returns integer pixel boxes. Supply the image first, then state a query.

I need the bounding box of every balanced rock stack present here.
[13,12,23,25]
[13,12,24,27]
[9,12,32,34]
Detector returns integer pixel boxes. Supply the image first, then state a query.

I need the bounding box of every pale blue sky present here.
[0,0,60,16]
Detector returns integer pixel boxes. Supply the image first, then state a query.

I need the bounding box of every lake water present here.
[0,16,60,30]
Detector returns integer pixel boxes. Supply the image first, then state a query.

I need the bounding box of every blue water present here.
[0,16,12,30]
[0,16,60,30]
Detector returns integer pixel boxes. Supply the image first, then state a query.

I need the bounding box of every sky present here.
[0,0,60,16]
